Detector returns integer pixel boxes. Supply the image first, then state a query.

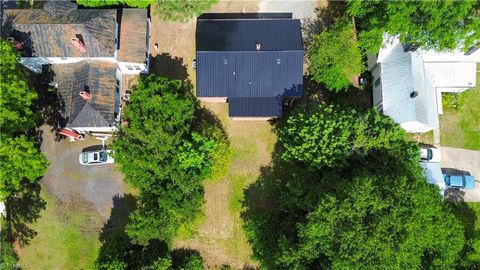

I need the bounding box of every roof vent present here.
[276,58,281,64]
[224,58,228,65]
[256,43,261,51]
[71,36,86,53]
[410,91,418,98]
[79,91,91,100]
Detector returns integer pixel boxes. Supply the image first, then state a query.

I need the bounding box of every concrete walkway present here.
[441,147,480,202]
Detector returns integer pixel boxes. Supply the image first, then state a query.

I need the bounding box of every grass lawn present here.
[16,188,102,270]
[174,102,277,269]
[440,67,480,150]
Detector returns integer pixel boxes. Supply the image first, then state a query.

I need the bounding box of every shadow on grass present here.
[5,181,46,247]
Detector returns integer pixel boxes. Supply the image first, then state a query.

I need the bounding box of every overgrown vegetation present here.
[242,102,470,269]
[307,18,363,91]
[347,0,480,53]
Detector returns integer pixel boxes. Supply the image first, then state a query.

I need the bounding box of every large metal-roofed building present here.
[196,13,304,119]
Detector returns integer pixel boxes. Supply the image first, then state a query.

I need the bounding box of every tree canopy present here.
[243,103,466,269]
[76,0,154,8]
[347,0,480,53]
[0,40,38,135]
[0,40,48,201]
[76,0,219,22]
[112,75,229,245]
[308,18,364,91]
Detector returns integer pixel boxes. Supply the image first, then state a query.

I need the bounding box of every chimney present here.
[71,37,86,53]
[79,91,91,100]
[410,91,418,98]
[256,42,261,51]
[7,37,23,50]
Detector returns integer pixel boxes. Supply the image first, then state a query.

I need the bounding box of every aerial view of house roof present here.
[2,1,116,57]
[117,9,148,63]
[195,13,304,118]
[44,61,118,128]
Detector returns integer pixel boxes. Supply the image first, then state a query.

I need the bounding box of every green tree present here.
[243,104,465,269]
[0,40,38,135]
[0,40,48,201]
[279,103,407,169]
[347,0,480,53]
[76,0,154,8]
[154,0,218,22]
[308,18,364,91]
[0,136,48,200]
[112,75,228,245]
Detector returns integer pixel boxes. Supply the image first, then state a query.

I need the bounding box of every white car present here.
[79,150,114,165]
[420,148,441,163]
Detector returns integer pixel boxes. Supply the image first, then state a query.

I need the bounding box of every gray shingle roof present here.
[45,61,118,128]
[3,7,116,57]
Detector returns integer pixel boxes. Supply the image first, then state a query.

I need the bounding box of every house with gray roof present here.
[369,35,479,133]
[2,0,150,133]
[195,13,304,119]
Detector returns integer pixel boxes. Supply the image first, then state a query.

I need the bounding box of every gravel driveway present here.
[441,147,480,202]
[39,125,125,220]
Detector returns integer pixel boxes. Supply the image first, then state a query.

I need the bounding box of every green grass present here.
[440,68,480,150]
[16,189,101,270]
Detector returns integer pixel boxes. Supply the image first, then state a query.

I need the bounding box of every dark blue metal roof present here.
[196,51,303,98]
[195,16,303,117]
[196,18,302,51]
[229,97,282,117]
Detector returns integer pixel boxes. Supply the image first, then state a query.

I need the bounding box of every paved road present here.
[40,125,125,220]
[441,147,480,202]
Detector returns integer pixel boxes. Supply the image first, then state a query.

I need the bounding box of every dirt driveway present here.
[39,125,125,221]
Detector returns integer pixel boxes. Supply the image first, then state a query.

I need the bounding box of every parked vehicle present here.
[443,174,476,189]
[420,148,441,162]
[79,150,114,166]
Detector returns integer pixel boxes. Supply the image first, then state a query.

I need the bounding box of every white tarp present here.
[420,162,445,196]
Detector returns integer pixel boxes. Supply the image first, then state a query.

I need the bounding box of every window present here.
[374,78,381,87]
[134,65,142,71]
[93,153,98,161]
[99,151,108,162]
[126,65,133,71]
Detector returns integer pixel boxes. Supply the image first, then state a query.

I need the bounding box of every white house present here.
[368,35,479,133]
[2,1,150,133]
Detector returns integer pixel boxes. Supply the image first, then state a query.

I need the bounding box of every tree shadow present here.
[5,181,46,247]
[30,64,68,142]
[149,52,189,81]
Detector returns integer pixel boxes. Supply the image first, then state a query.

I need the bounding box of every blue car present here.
[443,174,476,189]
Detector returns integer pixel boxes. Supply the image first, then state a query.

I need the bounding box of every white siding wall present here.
[118,62,147,74]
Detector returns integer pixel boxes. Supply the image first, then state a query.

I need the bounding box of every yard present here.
[150,0,325,268]
[440,65,480,150]
[174,103,277,268]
